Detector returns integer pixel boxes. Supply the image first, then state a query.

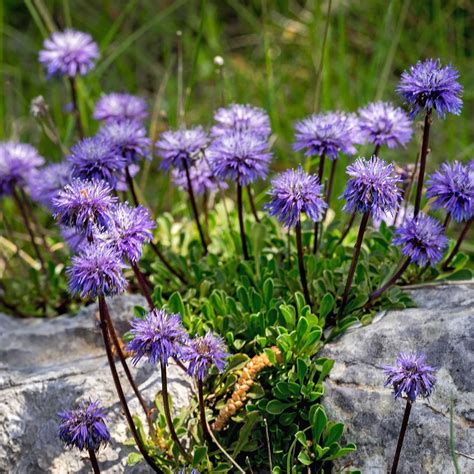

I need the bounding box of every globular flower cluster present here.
[93,92,148,124]
[427,161,473,223]
[293,111,358,160]
[0,142,45,196]
[342,156,402,220]
[384,352,437,402]
[397,59,463,118]
[39,30,99,78]
[28,162,72,208]
[58,400,110,452]
[357,101,413,149]
[393,213,448,267]
[266,166,327,227]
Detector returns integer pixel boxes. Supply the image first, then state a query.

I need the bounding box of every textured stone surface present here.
[321,283,474,474]
[0,295,192,474]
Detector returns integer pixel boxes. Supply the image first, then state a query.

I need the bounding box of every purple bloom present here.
[97,203,155,263]
[27,162,72,208]
[293,111,358,160]
[53,179,117,239]
[182,332,228,381]
[67,242,127,298]
[126,309,188,366]
[211,103,271,138]
[171,157,226,196]
[357,102,413,149]
[0,142,45,196]
[69,136,125,188]
[383,352,437,402]
[393,213,448,267]
[208,131,272,186]
[266,166,327,227]
[397,59,463,118]
[39,29,99,78]
[341,156,402,219]
[156,127,209,171]
[426,161,473,223]
[93,93,148,124]
[61,226,87,253]
[97,120,151,165]
[58,400,110,452]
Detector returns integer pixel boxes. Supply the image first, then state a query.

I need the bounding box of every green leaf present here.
[324,423,344,446]
[325,443,357,460]
[127,452,144,466]
[319,293,334,320]
[296,358,308,385]
[297,450,312,465]
[167,291,186,317]
[266,399,294,415]
[311,406,328,443]
[193,446,208,465]
[232,411,260,456]
[445,268,473,281]
[295,430,307,445]
[263,278,274,305]
[296,317,309,343]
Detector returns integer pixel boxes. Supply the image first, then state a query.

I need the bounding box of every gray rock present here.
[321,283,474,474]
[0,295,193,474]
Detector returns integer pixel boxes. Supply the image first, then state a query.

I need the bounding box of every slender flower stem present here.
[339,211,370,316]
[373,144,381,156]
[295,221,311,307]
[131,261,154,310]
[88,449,100,474]
[442,216,473,271]
[68,76,84,139]
[313,153,326,253]
[12,187,45,270]
[337,210,357,245]
[325,158,337,210]
[413,110,432,217]
[237,182,249,260]
[197,380,246,474]
[247,185,261,223]
[149,241,187,284]
[391,399,412,474]
[125,167,140,207]
[97,296,161,473]
[443,213,451,230]
[160,361,190,461]
[183,160,208,254]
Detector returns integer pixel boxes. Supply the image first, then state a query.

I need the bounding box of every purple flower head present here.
[208,131,272,186]
[178,468,201,474]
[58,399,110,452]
[426,161,473,223]
[27,162,72,208]
[393,213,448,267]
[39,29,99,78]
[341,156,402,220]
[211,103,271,138]
[171,157,226,196]
[383,352,437,402]
[156,127,209,172]
[357,102,413,149]
[0,142,45,196]
[61,226,87,253]
[53,178,117,239]
[126,309,188,366]
[266,166,327,228]
[69,136,125,188]
[97,120,151,165]
[97,203,155,263]
[67,241,127,299]
[397,59,463,118]
[293,111,358,160]
[93,93,148,124]
[182,332,228,381]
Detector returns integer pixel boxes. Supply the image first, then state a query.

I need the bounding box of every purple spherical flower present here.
[266,166,327,227]
[53,178,117,239]
[293,111,358,160]
[97,120,151,165]
[208,131,272,186]
[0,142,45,196]
[341,156,402,219]
[182,332,228,381]
[156,127,209,171]
[97,203,155,263]
[393,213,448,267]
[426,161,473,223]
[383,352,437,402]
[67,241,127,298]
[27,162,72,208]
[126,309,188,366]
[397,59,463,118]
[211,103,271,138]
[39,29,99,78]
[58,399,110,452]
[69,136,125,188]
[93,93,148,123]
[357,102,413,149]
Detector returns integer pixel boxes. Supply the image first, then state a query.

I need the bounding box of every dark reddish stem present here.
[237,182,249,260]
[131,261,154,310]
[373,143,381,156]
[325,158,337,210]
[125,167,139,207]
[295,220,311,307]
[149,241,187,284]
[313,153,326,254]
[68,76,84,139]
[337,210,357,245]
[391,400,412,474]
[247,186,261,223]
[414,110,432,217]
[443,213,451,230]
[442,216,473,271]
[88,449,100,474]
